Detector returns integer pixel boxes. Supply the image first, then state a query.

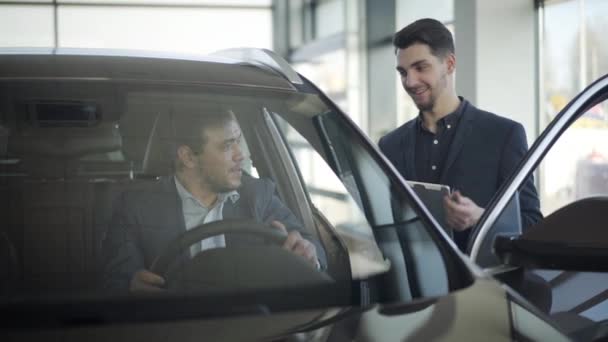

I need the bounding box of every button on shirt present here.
[174,177,240,256]
[414,100,464,183]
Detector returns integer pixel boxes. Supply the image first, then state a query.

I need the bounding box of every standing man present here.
[378,18,542,251]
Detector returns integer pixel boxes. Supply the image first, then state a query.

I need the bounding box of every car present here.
[0,47,593,341]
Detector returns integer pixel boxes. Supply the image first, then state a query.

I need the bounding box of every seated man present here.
[102,108,324,293]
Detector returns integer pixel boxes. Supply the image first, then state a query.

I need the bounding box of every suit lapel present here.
[161,177,186,234]
[221,188,263,246]
[221,191,248,246]
[440,103,475,184]
[402,122,417,180]
[222,201,238,246]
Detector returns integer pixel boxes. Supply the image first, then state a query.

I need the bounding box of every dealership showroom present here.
[1,0,608,341]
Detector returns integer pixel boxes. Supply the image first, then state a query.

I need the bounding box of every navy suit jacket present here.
[102,176,325,291]
[378,100,542,250]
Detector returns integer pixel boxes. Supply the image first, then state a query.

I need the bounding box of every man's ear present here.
[177,145,196,169]
[445,53,456,74]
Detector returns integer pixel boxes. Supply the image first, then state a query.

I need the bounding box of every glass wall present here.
[293,49,347,110]
[0,2,55,47]
[539,0,608,216]
[315,0,345,39]
[396,0,453,27]
[279,0,454,140]
[288,0,348,115]
[279,0,352,218]
[0,0,272,55]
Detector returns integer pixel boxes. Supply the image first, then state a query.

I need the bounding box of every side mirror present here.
[494,197,608,272]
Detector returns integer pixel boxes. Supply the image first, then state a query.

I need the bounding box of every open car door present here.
[467,73,608,340]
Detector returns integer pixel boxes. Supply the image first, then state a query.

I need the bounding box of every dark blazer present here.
[378,100,542,250]
[102,176,325,291]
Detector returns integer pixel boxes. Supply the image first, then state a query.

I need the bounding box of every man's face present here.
[395,43,453,112]
[193,119,244,193]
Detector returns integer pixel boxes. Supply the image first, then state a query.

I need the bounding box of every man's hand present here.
[129,269,166,293]
[443,190,484,231]
[270,220,319,268]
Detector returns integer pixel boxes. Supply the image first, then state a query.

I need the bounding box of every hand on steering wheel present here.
[270,220,319,268]
[144,219,329,293]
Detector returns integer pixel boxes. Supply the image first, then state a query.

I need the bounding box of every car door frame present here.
[469,73,608,266]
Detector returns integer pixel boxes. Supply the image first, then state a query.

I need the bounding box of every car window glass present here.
[483,98,608,325]
[538,100,608,216]
[531,99,608,323]
[0,84,337,304]
[272,113,388,279]
[270,108,469,298]
[0,78,471,314]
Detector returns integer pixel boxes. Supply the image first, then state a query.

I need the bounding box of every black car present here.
[0,48,594,341]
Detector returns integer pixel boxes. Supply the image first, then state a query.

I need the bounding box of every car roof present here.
[0,47,299,91]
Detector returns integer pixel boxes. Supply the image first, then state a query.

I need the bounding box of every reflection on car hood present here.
[3,278,569,341]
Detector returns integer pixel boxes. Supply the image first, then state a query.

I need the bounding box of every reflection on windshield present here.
[0,86,338,304]
[272,113,390,279]
[1,78,465,314]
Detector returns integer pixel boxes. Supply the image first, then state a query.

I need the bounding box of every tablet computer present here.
[406,180,453,238]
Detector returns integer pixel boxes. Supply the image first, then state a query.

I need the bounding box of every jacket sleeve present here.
[498,123,543,230]
[257,178,328,269]
[378,135,387,153]
[101,192,145,292]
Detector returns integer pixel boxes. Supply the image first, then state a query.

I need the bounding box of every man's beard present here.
[208,177,240,194]
[199,169,241,194]
[412,72,448,112]
[415,97,435,112]
[410,89,436,111]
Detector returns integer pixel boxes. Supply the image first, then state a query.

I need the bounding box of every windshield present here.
[0,67,472,316]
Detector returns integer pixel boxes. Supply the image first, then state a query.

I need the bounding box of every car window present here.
[527,98,608,322]
[479,96,608,328]
[538,101,608,215]
[272,114,388,280]
[269,106,472,300]
[0,75,471,315]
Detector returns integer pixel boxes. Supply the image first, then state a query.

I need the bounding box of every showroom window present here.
[539,0,608,216]
[285,0,351,120]
[0,0,272,55]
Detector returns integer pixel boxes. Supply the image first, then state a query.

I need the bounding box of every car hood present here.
[3,277,569,341]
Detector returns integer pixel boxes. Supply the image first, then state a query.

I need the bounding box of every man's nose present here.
[232,143,245,162]
[404,73,419,89]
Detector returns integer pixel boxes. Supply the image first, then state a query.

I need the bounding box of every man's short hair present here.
[393,18,455,58]
[164,104,237,172]
[171,105,237,155]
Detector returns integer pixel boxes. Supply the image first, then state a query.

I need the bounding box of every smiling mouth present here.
[409,88,429,96]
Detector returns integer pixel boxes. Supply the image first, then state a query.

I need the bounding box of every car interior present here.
[0,81,357,303]
[0,79,475,317]
[1,81,132,295]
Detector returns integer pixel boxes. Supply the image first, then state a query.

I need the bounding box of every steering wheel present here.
[150,219,332,292]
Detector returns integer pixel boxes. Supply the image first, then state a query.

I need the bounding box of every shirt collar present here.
[416,96,465,131]
[174,176,240,208]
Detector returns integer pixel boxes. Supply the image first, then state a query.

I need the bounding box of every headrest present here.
[142,113,174,176]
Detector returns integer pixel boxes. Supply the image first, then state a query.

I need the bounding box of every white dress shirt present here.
[174,177,239,256]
